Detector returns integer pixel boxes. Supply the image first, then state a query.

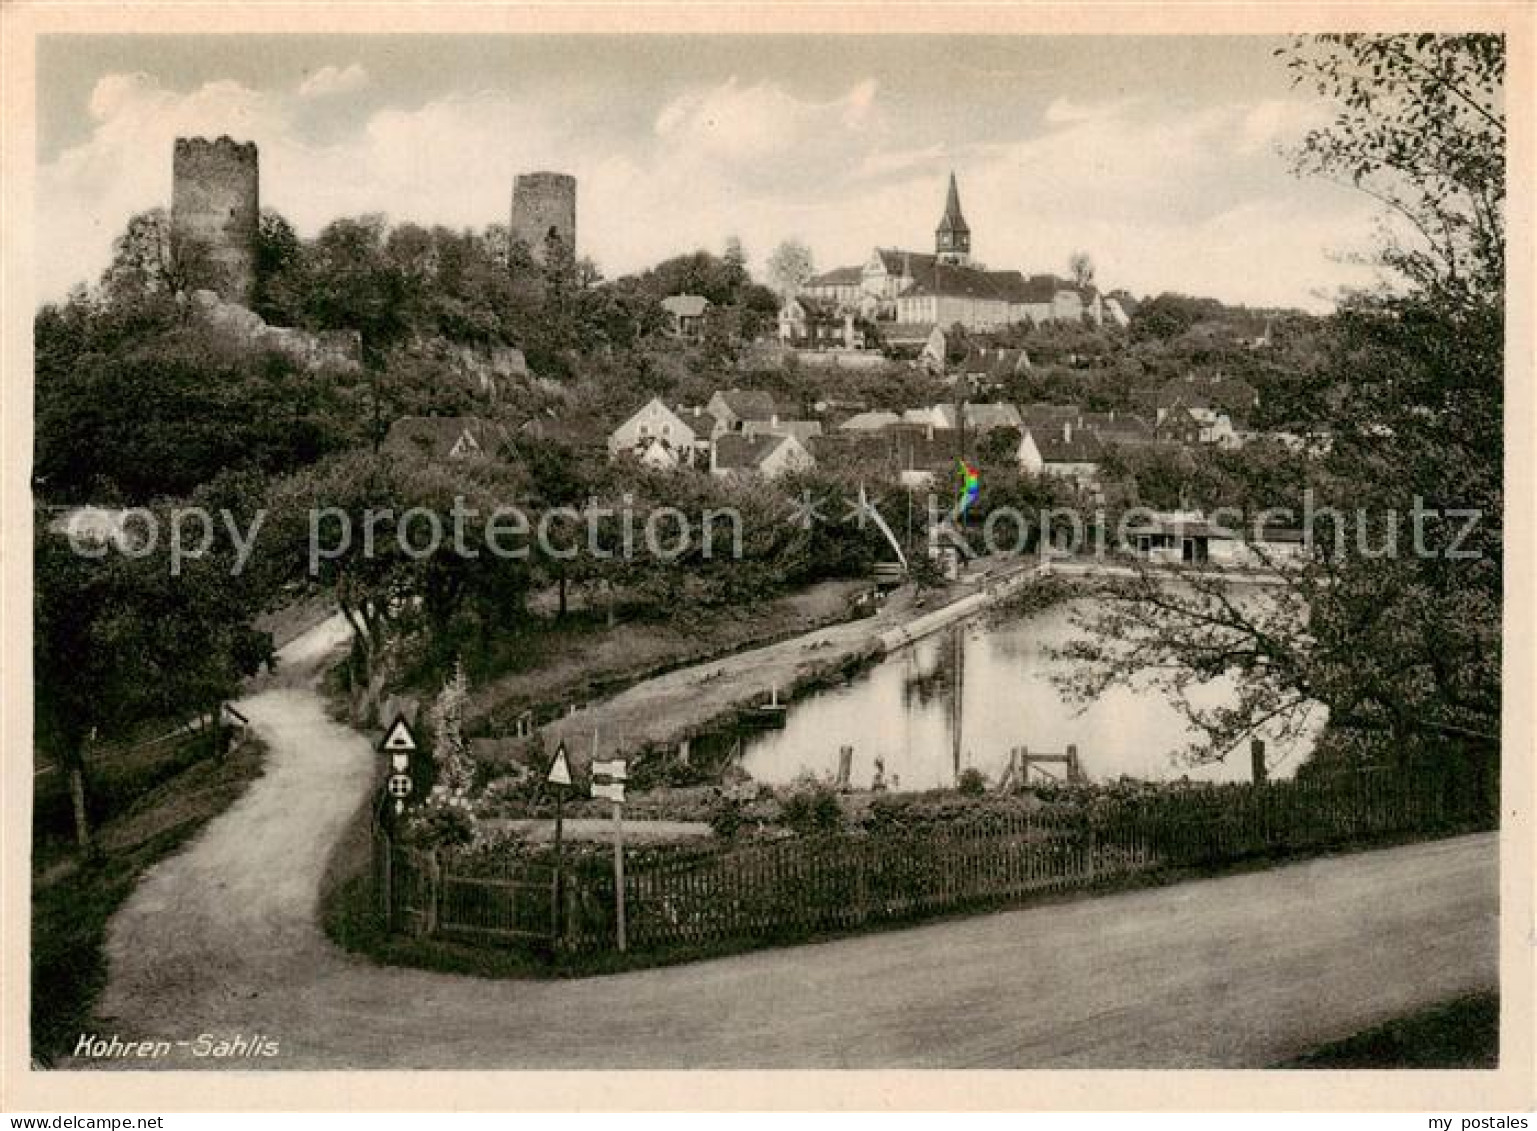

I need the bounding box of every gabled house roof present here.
[714,433,794,472]
[807,266,864,287]
[383,416,508,461]
[710,387,780,422]
[838,410,902,432]
[745,419,824,445]
[963,402,1023,432]
[1034,430,1105,464]
[674,406,720,437]
[786,294,843,320]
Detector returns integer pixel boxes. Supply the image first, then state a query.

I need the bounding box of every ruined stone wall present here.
[510,172,576,266]
[172,137,259,305]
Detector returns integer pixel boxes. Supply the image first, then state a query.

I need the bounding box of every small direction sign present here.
[379,714,420,755]
[591,780,625,804]
[547,743,573,787]
[592,758,628,782]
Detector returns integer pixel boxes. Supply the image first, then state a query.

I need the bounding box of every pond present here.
[737,600,1318,791]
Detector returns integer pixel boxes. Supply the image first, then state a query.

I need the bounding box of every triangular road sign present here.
[379,714,419,754]
[547,743,573,787]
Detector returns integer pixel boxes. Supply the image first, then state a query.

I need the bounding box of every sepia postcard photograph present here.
[1,0,1532,1116]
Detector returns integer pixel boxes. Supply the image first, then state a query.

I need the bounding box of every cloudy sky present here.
[37,34,1388,310]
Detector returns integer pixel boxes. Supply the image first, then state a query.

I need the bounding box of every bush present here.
[779,777,843,835]
[708,795,745,840]
[957,767,989,796]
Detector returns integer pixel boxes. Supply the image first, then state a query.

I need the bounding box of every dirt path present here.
[83,616,1499,1070]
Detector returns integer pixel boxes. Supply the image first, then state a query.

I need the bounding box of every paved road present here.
[85,617,1498,1070]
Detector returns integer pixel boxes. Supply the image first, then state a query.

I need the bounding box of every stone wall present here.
[172,136,260,305]
[510,171,576,266]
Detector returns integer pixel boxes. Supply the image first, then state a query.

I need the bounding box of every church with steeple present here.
[934,172,971,266]
[798,171,1105,334]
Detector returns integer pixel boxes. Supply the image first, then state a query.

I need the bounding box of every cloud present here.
[36,73,1376,311]
[297,63,370,99]
[651,77,885,195]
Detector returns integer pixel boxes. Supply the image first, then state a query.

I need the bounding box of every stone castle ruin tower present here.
[510,171,577,267]
[172,136,259,305]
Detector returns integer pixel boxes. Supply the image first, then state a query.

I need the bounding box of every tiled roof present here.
[791,294,843,319]
[1035,431,1104,463]
[746,419,823,445]
[675,406,720,436]
[713,388,780,421]
[714,433,790,471]
[807,266,864,287]
[382,416,506,460]
[838,410,902,432]
[963,403,1023,432]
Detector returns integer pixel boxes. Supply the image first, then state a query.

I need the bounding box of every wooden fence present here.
[379,764,1494,956]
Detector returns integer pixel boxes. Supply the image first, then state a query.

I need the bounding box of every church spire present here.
[935,171,971,265]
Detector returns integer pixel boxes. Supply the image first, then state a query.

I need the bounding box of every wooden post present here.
[422,850,443,937]
[613,801,627,953]
[1066,744,1080,783]
[836,745,853,790]
[552,785,566,945]
[1251,738,1268,784]
[380,831,393,930]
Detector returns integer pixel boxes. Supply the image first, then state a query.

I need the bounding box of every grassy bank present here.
[1280,991,1499,1068]
[466,578,868,733]
[30,733,267,1066]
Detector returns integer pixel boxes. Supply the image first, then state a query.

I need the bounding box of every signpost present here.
[375,712,422,927]
[547,742,573,944]
[591,754,628,952]
[377,713,421,817]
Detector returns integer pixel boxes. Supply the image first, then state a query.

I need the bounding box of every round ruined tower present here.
[510,171,577,267]
[171,136,260,305]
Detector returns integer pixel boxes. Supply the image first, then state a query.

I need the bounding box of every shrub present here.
[957,767,989,796]
[779,776,843,835]
[708,796,745,840]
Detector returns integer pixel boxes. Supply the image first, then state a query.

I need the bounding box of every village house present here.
[1122,511,1308,568]
[744,417,824,446]
[778,294,861,350]
[706,388,781,433]
[607,397,703,470]
[660,294,710,340]
[710,432,815,480]
[1017,422,1104,486]
[382,416,509,462]
[958,346,1031,392]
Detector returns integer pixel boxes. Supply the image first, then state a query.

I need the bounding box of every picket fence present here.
[378,765,1493,956]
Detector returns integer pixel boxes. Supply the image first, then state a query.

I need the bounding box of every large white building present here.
[801,173,1105,333]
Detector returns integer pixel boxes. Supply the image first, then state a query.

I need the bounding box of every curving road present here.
[81,616,1499,1070]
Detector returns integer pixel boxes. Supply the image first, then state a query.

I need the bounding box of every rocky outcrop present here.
[188,289,362,373]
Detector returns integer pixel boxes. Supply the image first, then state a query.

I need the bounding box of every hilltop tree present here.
[766,239,815,296]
